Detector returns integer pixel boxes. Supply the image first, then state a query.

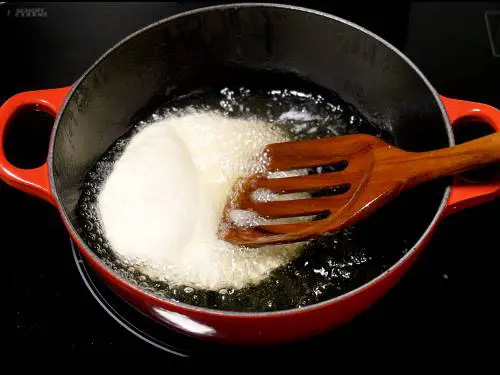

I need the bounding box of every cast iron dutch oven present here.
[1,4,499,344]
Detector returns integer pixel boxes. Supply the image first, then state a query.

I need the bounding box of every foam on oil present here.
[96,110,307,291]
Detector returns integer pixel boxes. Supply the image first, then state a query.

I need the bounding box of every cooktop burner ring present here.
[72,240,195,357]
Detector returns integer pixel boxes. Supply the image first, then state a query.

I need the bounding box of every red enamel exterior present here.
[440,97,500,215]
[0,86,499,344]
[0,88,69,205]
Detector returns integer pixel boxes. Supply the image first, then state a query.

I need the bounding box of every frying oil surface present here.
[76,82,409,312]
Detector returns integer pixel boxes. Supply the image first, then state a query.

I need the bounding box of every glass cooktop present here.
[3,2,499,361]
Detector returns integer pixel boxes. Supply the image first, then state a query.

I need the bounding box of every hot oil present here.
[76,75,412,313]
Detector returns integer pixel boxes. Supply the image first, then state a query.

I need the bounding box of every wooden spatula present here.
[220,132,500,247]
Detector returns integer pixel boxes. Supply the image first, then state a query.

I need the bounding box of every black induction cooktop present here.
[3,2,499,361]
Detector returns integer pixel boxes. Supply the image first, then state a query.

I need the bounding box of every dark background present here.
[2,1,499,361]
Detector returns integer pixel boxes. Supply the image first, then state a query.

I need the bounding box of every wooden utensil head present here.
[219,134,407,247]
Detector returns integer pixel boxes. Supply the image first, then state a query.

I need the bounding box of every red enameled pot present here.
[1,4,499,344]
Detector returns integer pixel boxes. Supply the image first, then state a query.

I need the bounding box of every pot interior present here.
[52,4,451,312]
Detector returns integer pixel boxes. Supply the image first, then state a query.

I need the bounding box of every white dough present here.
[97,111,304,291]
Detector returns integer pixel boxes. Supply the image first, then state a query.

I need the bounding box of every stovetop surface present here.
[3,2,499,360]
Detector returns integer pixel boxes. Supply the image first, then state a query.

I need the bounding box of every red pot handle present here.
[440,96,500,216]
[0,87,71,205]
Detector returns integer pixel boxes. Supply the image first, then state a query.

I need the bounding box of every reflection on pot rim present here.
[153,307,217,337]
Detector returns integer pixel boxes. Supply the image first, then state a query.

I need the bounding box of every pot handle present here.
[0,87,71,205]
[440,96,500,216]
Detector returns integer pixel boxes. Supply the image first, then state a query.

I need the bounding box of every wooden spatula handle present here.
[402,132,500,189]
